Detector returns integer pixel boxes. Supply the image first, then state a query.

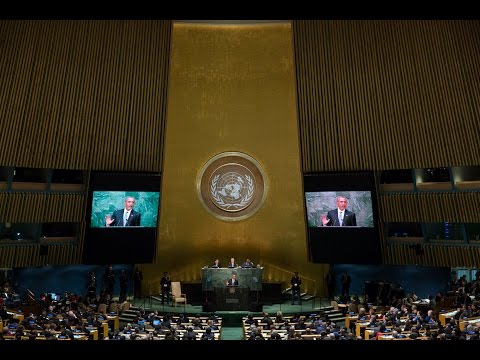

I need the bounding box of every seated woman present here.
[210,259,221,268]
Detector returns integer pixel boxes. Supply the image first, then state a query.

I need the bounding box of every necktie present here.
[124,212,129,226]
[339,212,343,226]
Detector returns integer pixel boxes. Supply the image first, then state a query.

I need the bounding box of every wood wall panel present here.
[0,243,81,268]
[0,20,171,172]
[379,192,480,223]
[293,20,480,172]
[384,244,480,268]
[0,193,84,222]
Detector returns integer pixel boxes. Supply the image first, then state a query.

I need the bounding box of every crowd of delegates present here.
[241,271,480,341]
[0,293,121,340]
[109,311,222,340]
[1,289,223,340]
[0,280,21,308]
[243,301,480,340]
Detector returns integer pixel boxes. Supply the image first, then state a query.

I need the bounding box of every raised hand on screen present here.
[105,214,114,226]
[321,214,330,226]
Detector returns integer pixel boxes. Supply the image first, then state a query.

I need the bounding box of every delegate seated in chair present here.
[171,282,187,307]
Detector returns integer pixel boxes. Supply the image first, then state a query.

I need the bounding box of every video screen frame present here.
[83,171,161,265]
[90,191,160,228]
[305,190,375,228]
[304,171,382,265]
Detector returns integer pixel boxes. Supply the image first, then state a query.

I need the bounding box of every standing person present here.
[133,266,143,300]
[105,196,141,227]
[88,271,96,287]
[325,268,336,301]
[119,269,128,302]
[321,196,357,227]
[290,272,302,305]
[226,273,239,286]
[341,271,352,299]
[160,272,171,305]
[86,280,97,305]
[104,265,115,296]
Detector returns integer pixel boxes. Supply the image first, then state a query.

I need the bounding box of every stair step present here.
[150,296,162,303]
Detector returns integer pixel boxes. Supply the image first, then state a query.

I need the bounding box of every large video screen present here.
[83,172,161,265]
[90,191,159,228]
[304,172,381,264]
[305,191,374,228]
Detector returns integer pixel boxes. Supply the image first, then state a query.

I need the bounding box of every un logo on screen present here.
[197,152,267,221]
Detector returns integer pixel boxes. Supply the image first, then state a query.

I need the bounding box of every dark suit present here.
[325,209,356,227]
[133,269,143,299]
[227,278,239,286]
[108,209,141,226]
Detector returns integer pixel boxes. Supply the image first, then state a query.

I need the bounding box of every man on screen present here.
[321,196,357,227]
[105,196,141,227]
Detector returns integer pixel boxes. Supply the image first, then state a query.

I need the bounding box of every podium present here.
[214,286,250,311]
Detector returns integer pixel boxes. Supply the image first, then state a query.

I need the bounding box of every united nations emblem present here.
[210,165,255,212]
[197,152,267,221]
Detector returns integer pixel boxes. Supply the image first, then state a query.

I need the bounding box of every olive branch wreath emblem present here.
[210,174,254,209]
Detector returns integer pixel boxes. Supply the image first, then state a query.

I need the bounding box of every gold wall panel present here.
[147,22,328,296]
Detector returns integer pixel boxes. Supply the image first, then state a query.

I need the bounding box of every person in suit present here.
[340,271,352,298]
[210,259,222,268]
[321,196,357,227]
[227,258,238,268]
[133,266,143,300]
[104,265,115,296]
[325,268,336,300]
[119,269,128,302]
[226,274,238,286]
[105,196,141,227]
[160,272,171,305]
[290,271,302,305]
[241,259,254,268]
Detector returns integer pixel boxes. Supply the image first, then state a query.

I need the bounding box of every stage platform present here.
[128,296,333,318]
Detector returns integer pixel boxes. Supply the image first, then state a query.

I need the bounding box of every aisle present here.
[220,326,244,340]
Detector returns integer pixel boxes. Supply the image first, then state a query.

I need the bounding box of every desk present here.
[438,309,457,326]
[202,267,263,291]
[459,316,480,331]
[214,286,250,311]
